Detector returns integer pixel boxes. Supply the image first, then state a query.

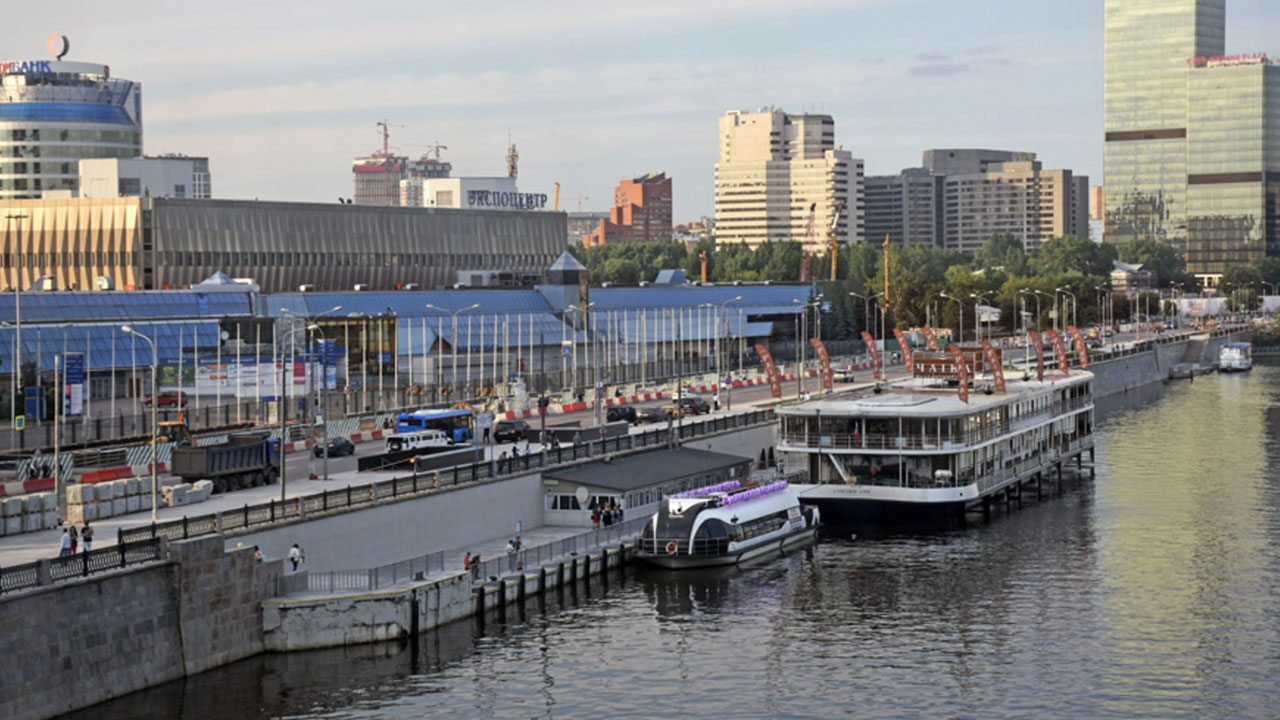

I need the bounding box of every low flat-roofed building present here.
[541,447,753,527]
[0,196,566,293]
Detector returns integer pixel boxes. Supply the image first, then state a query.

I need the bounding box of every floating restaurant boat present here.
[636,481,820,569]
[1218,342,1253,372]
[779,342,1095,524]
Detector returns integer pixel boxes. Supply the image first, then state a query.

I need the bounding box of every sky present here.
[4,1,1280,222]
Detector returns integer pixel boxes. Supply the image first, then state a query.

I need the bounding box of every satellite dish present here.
[47,34,69,60]
[221,331,231,341]
[574,486,589,506]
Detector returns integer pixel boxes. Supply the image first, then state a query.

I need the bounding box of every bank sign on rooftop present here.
[0,60,110,76]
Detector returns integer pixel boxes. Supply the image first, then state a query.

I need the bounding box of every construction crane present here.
[571,194,589,212]
[799,203,816,283]
[506,133,519,178]
[699,250,708,283]
[426,141,447,161]
[375,119,405,155]
[828,201,846,282]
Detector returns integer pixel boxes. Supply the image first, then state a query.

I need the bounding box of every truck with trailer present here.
[169,432,280,494]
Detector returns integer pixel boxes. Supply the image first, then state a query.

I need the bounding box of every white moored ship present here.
[778,349,1095,524]
[636,481,820,569]
[1218,342,1252,372]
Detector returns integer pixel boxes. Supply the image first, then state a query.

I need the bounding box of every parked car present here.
[144,390,188,408]
[314,436,355,457]
[661,404,685,419]
[832,369,857,383]
[677,395,711,415]
[494,419,529,444]
[606,406,638,423]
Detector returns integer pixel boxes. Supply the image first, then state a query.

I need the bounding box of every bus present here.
[395,408,474,443]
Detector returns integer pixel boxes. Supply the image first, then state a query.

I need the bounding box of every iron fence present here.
[306,550,447,593]
[467,517,650,584]
[0,538,163,596]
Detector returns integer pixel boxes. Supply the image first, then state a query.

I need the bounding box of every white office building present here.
[78,156,210,199]
[400,176,549,211]
[714,108,863,251]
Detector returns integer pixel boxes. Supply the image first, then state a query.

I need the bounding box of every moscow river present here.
[75,367,1280,719]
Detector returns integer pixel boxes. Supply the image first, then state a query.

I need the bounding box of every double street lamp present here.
[701,296,740,410]
[281,306,341,482]
[970,293,991,344]
[1055,287,1077,333]
[120,325,159,520]
[939,292,963,345]
[426,303,479,402]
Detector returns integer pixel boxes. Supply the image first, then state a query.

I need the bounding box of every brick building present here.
[583,172,672,245]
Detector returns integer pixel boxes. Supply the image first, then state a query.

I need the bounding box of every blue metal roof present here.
[271,289,554,319]
[0,291,253,323]
[0,321,221,371]
[397,312,578,355]
[0,102,135,125]
[588,285,812,313]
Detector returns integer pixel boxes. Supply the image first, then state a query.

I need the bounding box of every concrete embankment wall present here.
[1089,334,1243,399]
[263,544,628,652]
[0,536,288,720]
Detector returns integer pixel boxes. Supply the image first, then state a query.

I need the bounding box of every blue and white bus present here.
[395,408,474,443]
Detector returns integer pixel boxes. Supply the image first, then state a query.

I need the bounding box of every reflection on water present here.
[74,370,1280,719]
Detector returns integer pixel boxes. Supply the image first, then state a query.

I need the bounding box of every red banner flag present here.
[892,328,913,372]
[921,326,941,352]
[861,331,881,380]
[1067,325,1090,370]
[980,339,1005,393]
[948,344,969,404]
[1028,330,1045,382]
[809,338,834,391]
[1047,330,1069,376]
[755,344,782,398]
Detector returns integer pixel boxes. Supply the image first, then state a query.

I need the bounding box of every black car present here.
[494,420,529,443]
[314,436,355,457]
[678,395,711,415]
[606,406,638,423]
[636,407,666,424]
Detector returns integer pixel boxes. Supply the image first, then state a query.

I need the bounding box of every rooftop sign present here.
[1187,53,1269,68]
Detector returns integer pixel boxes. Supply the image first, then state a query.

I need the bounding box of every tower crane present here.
[828,201,846,282]
[375,119,406,155]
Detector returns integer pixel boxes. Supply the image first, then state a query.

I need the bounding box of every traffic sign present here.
[13,415,24,431]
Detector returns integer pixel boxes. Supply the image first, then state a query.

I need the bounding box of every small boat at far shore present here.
[1219,342,1253,372]
[635,481,820,569]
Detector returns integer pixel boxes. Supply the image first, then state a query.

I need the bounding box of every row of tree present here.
[570,235,1279,341]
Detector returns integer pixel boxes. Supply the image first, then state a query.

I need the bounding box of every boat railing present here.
[638,536,732,557]
[779,397,1093,452]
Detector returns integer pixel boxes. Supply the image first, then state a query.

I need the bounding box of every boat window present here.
[696,519,729,539]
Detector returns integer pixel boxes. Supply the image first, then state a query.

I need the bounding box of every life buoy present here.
[665,541,678,556]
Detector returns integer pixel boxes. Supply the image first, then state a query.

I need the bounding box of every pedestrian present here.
[616,504,624,523]
[514,535,522,551]
[59,527,71,557]
[471,553,481,579]
[572,431,582,446]
[464,551,472,571]
[551,435,560,450]
[82,521,94,552]
[289,543,302,571]
[713,393,720,411]
[592,508,600,530]
[506,539,517,572]
[69,526,79,555]
[253,545,263,564]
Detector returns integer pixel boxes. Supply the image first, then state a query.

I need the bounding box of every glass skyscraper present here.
[1104,0,1280,283]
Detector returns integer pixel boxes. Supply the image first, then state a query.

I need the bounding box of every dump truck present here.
[169,432,280,494]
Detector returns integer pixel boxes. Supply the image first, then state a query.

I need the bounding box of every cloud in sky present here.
[5,0,1280,220]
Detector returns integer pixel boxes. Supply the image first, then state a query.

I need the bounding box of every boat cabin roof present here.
[778,370,1093,419]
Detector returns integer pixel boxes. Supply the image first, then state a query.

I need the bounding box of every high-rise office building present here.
[864,168,941,246]
[584,172,672,246]
[1104,0,1280,283]
[0,56,143,200]
[864,150,1088,252]
[714,108,863,251]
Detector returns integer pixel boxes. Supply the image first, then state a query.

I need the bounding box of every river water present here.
[73,367,1280,719]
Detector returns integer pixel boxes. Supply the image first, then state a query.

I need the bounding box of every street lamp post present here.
[282,307,342,482]
[940,292,962,345]
[426,303,479,402]
[565,303,595,402]
[970,293,991,344]
[703,296,740,410]
[7,213,27,448]
[121,326,159,520]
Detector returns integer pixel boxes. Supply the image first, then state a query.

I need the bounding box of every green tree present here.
[974,234,1030,277]
[1225,288,1261,313]
[1220,264,1263,296]
[1033,235,1117,278]
[1119,237,1185,287]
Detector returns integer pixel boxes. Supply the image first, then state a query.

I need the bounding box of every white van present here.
[386,430,451,453]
